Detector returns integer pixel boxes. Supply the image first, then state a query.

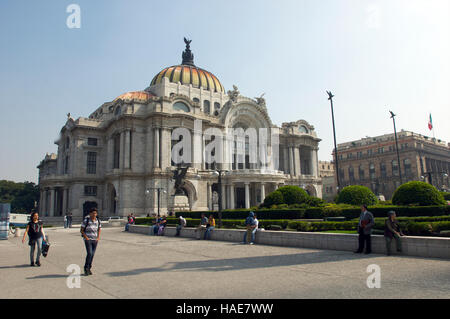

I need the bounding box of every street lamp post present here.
[327,91,341,192]
[389,111,403,185]
[145,187,166,217]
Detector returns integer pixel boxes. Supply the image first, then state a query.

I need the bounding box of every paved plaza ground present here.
[0,227,449,299]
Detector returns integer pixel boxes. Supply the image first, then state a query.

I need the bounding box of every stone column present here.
[107,137,114,171]
[146,127,154,172]
[283,146,289,174]
[244,182,250,209]
[119,131,125,169]
[230,183,235,209]
[221,183,226,210]
[193,129,202,169]
[294,146,301,177]
[161,128,171,168]
[260,183,266,204]
[314,148,319,177]
[124,130,131,169]
[297,146,302,175]
[289,146,295,176]
[62,188,68,215]
[153,128,160,168]
[49,188,55,217]
[207,182,212,210]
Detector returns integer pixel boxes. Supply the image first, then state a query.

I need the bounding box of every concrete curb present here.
[129,225,450,259]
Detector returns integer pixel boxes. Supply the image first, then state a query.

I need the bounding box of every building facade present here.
[319,161,337,202]
[37,41,322,218]
[334,130,450,199]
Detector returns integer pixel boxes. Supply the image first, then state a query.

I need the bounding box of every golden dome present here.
[113,91,154,103]
[150,38,224,93]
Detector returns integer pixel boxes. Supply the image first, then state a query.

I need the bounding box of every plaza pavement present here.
[0,227,449,299]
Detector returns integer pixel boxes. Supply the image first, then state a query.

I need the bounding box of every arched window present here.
[299,125,308,133]
[203,100,210,114]
[114,106,121,115]
[193,98,200,103]
[173,101,190,112]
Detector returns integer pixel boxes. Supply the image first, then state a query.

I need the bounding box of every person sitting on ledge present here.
[384,210,403,256]
[158,217,167,236]
[195,213,208,239]
[176,216,186,236]
[204,215,216,240]
[152,217,162,235]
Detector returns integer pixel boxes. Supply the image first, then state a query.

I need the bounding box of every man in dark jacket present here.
[354,204,375,254]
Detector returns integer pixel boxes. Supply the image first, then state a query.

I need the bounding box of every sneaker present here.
[88,269,92,275]
[84,269,89,276]
[249,242,254,245]
[36,261,41,267]
[30,262,35,267]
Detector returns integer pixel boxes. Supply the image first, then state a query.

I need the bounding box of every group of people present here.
[152,216,168,236]
[22,207,101,276]
[194,214,215,240]
[355,204,403,256]
[20,204,405,274]
[63,212,73,228]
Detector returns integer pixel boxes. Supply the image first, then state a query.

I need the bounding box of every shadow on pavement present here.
[0,264,31,269]
[26,274,67,279]
[105,250,378,277]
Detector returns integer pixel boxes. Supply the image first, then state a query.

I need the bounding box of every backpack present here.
[80,217,101,237]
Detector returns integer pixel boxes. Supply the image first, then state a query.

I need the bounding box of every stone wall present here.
[129,225,450,259]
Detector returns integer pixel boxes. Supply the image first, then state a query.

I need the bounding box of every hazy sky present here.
[0,0,449,184]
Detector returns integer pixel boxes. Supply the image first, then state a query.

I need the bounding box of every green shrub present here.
[263,190,284,207]
[263,186,309,207]
[306,196,326,207]
[336,185,378,206]
[440,191,450,201]
[392,181,446,206]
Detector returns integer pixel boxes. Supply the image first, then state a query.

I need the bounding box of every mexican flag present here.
[428,113,433,131]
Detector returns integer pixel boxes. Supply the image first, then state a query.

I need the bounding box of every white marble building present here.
[37,40,322,217]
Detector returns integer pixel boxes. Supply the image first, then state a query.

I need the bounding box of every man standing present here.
[355,204,375,254]
[67,212,73,228]
[80,208,101,276]
[243,212,257,245]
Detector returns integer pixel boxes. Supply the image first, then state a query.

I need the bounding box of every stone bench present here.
[129,225,450,259]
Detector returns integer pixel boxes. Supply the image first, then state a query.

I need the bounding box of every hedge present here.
[175,205,450,220]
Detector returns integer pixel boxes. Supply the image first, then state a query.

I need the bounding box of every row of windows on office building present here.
[339,143,409,160]
[338,159,412,181]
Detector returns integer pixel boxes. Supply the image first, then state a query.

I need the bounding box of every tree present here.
[0,180,40,213]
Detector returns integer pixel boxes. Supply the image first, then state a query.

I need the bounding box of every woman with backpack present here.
[22,211,46,267]
[80,208,101,276]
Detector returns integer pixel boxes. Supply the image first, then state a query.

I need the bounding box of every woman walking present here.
[22,211,46,267]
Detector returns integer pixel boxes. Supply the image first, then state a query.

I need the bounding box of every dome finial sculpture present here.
[182,37,195,66]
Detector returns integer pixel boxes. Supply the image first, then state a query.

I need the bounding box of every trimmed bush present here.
[440,191,450,201]
[263,185,309,207]
[392,181,446,206]
[336,185,378,206]
[263,190,284,207]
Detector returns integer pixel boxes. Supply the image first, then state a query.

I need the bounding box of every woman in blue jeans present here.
[22,211,46,267]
